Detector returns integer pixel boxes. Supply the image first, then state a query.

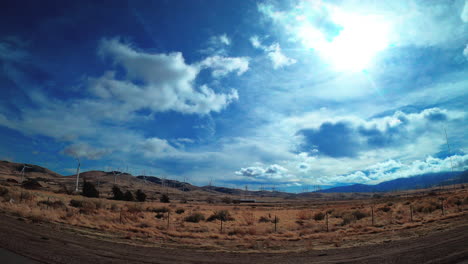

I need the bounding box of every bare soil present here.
[0,213,467,264]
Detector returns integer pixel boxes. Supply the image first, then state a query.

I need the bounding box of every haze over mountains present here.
[1,160,466,196]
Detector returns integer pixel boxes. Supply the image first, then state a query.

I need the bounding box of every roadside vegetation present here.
[0,183,466,252]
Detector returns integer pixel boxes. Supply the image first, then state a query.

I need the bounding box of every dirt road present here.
[0,213,467,264]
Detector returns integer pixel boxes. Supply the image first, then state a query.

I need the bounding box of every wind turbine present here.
[74,158,81,193]
[20,164,32,183]
[112,168,121,185]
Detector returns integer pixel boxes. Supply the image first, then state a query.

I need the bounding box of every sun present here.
[298,12,390,72]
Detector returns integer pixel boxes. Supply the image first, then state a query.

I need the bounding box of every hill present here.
[319,171,466,193]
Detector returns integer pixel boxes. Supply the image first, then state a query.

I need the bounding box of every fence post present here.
[274,215,277,232]
[410,205,413,222]
[326,212,329,232]
[167,211,170,229]
[441,200,445,216]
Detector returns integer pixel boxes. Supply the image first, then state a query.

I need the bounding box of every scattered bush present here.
[155,213,164,219]
[259,216,270,223]
[160,194,170,203]
[22,179,42,190]
[0,187,9,197]
[175,208,185,214]
[206,197,215,204]
[124,191,134,201]
[37,200,66,209]
[207,210,234,222]
[185,212,205,223]
[221,197,232,204]
[297,210,312,220]
[153,207,169,213]
[112,186,124,200]
[135,189,146,202]
[378,206,391,213]
[341,213,355,226]
[314,212,325,221]
[82,181,99,198]
[352,210,368,220]
[69,199,83,208]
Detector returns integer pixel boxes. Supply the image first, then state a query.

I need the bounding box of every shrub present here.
[37,200,66,209]
[155,213,164,219]
[70,199,83,208]
[135,189,146,202]
[0,187,8,197]
[124,191,134,201]
[185,212,205,223]
[242,211,255,225]
[341,213,355,226]
[314,212,325,221]
[221,197,232,204]
[259,216,270,223]
[22,179,42,190]
[352,210,368,220]
[82,181,99,198]
[206,197,215,204]
[160,194,170,203]
[378,206,391,213]
[153,207,169,213]
[112,186,124,200]
[207,210,234,222]
[175,208,185,214]
[297,210,312,220]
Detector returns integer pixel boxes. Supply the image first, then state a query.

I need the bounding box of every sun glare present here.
[299,12,390,72]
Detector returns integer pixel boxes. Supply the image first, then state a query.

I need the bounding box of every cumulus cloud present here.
[249,36,296,69]
[199,55,249,77]
[296,107,464,158]
[330,154,468,185]
[63,143,108,160]
[235,164,295,181]
[96,38,239,114]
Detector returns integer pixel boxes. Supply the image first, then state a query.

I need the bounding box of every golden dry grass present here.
[0,184,466,252]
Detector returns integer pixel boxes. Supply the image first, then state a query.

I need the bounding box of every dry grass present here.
[0,184,466,252]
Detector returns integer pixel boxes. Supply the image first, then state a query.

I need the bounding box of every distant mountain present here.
[319,171,467,193]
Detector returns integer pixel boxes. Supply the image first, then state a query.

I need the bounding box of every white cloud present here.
[218,34,231,45]
[461,0,468,22]
[266,43,297,69]
[63,143,109,160]
[200,34,231,55]
[94,38,239,114]
[249,36,262,48]
[235,164,296,181]
[199,55,249,77]
[330,154,468,185]
[249,36,296,69]
[464,44,468,58]
[259,0,467,52]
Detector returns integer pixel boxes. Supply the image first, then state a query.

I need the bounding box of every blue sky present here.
[0,0,467,192]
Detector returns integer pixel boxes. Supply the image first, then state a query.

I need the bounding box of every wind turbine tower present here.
[20,164,32,183]
[74,158,81,193]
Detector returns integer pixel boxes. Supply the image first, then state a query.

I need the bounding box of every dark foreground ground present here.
[0,213,467,264]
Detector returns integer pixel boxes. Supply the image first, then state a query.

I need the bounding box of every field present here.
[0,182,466,253]
[0,161,467,263]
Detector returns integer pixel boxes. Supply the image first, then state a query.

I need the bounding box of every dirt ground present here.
[0,213,467,264]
